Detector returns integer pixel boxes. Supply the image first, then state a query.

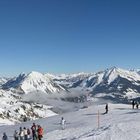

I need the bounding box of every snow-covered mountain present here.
[52,72,92,88]
[0,72,68,123]
[1,67,140,124]
[3,71,66,94]
[53,67,140,102]
[2,67,140,102]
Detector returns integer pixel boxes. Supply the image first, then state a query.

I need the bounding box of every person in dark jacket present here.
[105,103,108,114]
[31,123,38,140]
[2,132,8,140]
[132,100,135,109]
[136,101,139,109]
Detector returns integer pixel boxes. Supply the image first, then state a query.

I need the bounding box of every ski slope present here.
[0,103,140,140]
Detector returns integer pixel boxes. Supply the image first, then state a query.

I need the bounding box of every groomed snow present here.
[0,103,140,140]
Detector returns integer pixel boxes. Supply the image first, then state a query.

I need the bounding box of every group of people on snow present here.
[105,100,140,114]
[132,100,139,109]
[2,123,43,140]
[2,117,66,140]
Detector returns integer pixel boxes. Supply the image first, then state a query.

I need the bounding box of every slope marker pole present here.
[98,110,100,129]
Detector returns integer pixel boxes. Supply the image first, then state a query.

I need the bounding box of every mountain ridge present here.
[0,67,140,123]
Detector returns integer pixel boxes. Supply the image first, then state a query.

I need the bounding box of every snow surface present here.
[0,89,57,123]
[0,103,140,140]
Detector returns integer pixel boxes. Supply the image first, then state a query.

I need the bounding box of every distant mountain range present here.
[53,67,140,102]
[1,67,140,100]
[1,67,140,122]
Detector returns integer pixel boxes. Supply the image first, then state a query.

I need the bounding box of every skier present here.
[105,103,108,114]
[60,117,66,130]
[19,127,24,140]
[37,125,43,140]
[31,123,38,140]
[13,130,19,140]
[2,132,8,140]
[132,100,135,109]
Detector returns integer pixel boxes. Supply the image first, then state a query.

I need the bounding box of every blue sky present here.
[0,0,140,76]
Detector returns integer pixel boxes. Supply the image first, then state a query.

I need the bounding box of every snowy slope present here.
[1,103,140,140]
[0,89,56,124]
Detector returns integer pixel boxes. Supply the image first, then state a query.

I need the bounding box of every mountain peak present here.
[107,66,119,72]
[27,71,44,79]
[28,71,43,76]
[107,67,132,74]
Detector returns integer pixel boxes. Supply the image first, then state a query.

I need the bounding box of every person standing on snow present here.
[23,127,28,140]
[2,132,8,140]
[105,103,108,114]
[31,123,38,140]
[136,101,139,109]
[19,127,24,140]
[27,128,31,140]
[37,125,43,140]
[60,117,66,130]
[132,100,135,109]
[14,130,19,140]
